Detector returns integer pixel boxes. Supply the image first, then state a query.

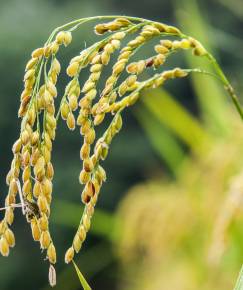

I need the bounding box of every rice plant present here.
[0,16,241,287]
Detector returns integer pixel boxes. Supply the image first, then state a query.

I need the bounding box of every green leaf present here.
[174,0,230,135]
[52,199,115,240]
[234,266,243,290]
[41,243,113,290]
[135,105,185,175]
[72,260,92,290]
[141,88,210,153]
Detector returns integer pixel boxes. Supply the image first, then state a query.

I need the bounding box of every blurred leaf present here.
[234,266,243,290]
[141,88,210,153]
[174,0,230,135]
[72,260,92,290]
[52,199,115,241]
[217,0,243,19]
[135,105,185,174]
[209,27,243,59]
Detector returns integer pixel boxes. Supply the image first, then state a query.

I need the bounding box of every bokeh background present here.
[0,0,243,289]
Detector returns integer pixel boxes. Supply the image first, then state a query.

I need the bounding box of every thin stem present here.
[43,58,49,140]
[183,68,224,83]
[109,67,221,115]
[47,15,185,45]
[0,204,23,211]
[48,16,243,121]
[39,15,243,123]
[169,29,243,120]
[206,53,243,120]
[54,16,146,33]
[16,179,26,215]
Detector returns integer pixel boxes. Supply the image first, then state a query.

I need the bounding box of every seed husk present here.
[65,247,74,264]
[0,237,10,257]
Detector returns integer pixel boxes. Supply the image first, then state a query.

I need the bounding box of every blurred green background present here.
[0,0,243,289]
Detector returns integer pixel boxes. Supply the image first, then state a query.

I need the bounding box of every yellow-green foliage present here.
[116,117,243,290]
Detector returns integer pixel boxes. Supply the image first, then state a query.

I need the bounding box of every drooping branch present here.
[0,16,241,287]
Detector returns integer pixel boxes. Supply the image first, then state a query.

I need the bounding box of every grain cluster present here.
[0,15,240,286]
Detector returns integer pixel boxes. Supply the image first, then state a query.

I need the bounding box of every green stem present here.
[46,15,185,45]
[206,53,243,120]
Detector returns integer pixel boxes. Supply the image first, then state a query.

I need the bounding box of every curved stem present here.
[206,53,243,120]
[47,15,185,44]
[183,68,225,83]
[45,15,243,120]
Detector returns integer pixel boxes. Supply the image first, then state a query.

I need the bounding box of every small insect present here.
[0,179,41,222]
[23,199,41,222]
